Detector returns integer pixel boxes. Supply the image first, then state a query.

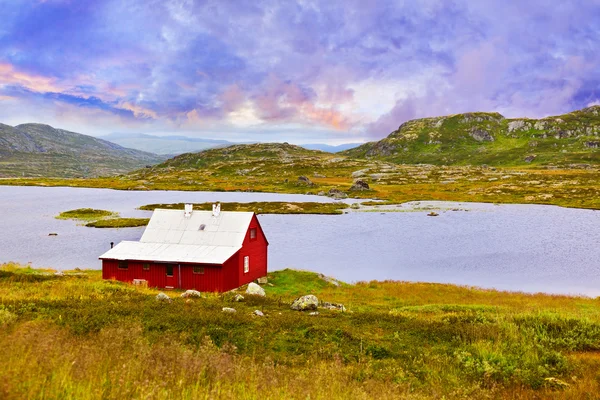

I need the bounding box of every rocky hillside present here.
[343,106,600,166]
[0,123,164,177]
[127,142,394,194]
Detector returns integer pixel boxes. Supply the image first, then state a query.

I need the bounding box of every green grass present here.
[58,208,148,228]
[56,208,117,221]
[85,218,150,228]
[139,201,349,215]
[2,263,600,399]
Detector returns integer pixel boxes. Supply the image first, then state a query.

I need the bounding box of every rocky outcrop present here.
[291,295,319,311]
[328,188,348,199]
[584,141,600,148]
[470,129,494,142]
[349,179,370,191]
[222,307,236,313]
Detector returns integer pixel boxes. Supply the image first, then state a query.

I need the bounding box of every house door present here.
[165,264,177,288]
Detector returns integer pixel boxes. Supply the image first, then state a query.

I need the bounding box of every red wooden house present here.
[99,204,268,292]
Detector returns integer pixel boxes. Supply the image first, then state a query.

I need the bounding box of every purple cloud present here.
[0,0,600,141]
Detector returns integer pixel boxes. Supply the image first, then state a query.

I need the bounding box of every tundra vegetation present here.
[57,208,149,228]
[2,263,600,399]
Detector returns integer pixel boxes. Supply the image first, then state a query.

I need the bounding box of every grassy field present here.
[2,263,600,399]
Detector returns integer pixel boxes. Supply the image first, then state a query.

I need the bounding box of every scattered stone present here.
[328,188,348,199]
[156,292,172,303]
[253,310,264,317]
[246,282,266,297]
[297,176,314,186]
[257,276,268,284]
[349,179,370,191]
[54,271,64,276]
[222,307,236,313]
[524,155,537,163]
[427,212,439,217]
[309,312,319,316]
[181,289,202,298]
[313,172,325,178]
[233,294,245,302]
[584,141,600,148]
[317,191,326,196]
[291,295,319,311]
[507,120,528,132]
[321,302,346,312]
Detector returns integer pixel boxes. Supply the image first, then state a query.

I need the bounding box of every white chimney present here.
[212,202,221,217]
[184,204,193,218]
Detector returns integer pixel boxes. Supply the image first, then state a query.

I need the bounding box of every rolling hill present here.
[0,123,165,177]
[342,106,600,166]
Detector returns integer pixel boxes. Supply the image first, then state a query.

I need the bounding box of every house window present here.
[143,263,150,271]
[166,264,174,277]
[244,256,249,273]
[250,228,257,240]
[193,266,204,274]
[118,260,128,270]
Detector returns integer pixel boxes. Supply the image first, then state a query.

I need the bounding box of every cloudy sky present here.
[0,0,599,143]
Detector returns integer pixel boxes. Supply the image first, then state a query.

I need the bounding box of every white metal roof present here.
[99,209,255,264]
[99,241,241,264]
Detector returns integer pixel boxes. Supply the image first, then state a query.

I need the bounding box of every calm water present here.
[1,186,599,296]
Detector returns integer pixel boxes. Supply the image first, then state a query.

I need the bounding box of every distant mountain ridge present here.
[0,123,164,177]
[342,106,600,165]
[101,132,360,155]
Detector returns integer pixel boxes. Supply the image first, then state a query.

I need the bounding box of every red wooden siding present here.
[101,213,269,292]
[238,214,268,286]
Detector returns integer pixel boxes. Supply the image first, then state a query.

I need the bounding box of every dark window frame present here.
[193,266,204,275]
[249,228,257,240]
[143,263,150,271]
[166,264,174,277]
[118,260,128,270]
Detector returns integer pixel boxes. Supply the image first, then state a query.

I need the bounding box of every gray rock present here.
[349,179,370,191]
[233,294,245,302]
[246,282,266,297]
[156,292,172,303]
[309,312,319,316]
[524,155,536,163]
[584,141,600,148]
[507,120,528,132]
[54,271,64,276]
[291,295,319,311]
[253,310,264,317]
[320,302,347,312]
[470,129,494,142]
[328,188,348,199]
[181,289,202,298]
[313,172,325,178]
[297,176,314,186]
[222,307,236,313]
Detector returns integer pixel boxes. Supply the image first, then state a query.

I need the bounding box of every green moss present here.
[85,218,150,228]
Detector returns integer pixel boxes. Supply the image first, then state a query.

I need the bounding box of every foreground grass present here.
[139,201,349,215]
[2,264,600,399]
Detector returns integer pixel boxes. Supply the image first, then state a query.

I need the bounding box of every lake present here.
[1,186,599,296]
